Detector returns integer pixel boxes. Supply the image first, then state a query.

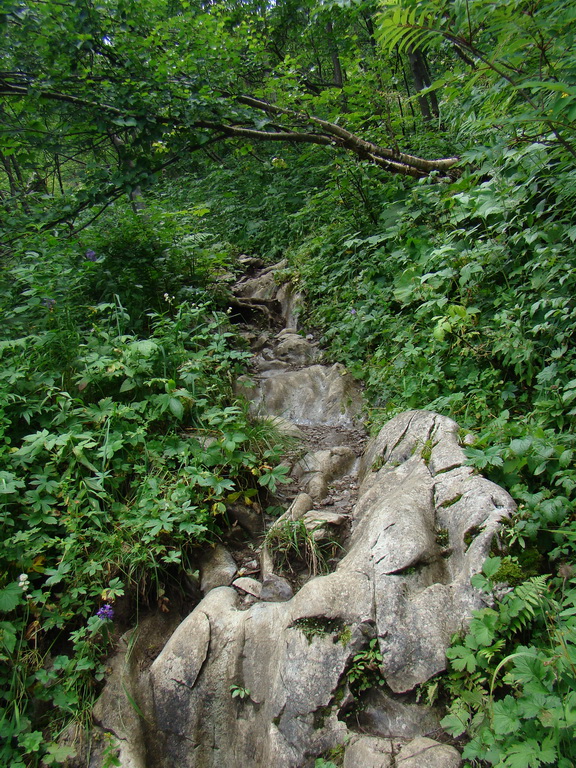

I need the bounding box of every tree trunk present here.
[0,150,17,197]
[407,47,439,121]
[325,21,344,88]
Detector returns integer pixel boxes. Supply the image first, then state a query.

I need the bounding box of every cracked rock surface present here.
[89,262,515,768]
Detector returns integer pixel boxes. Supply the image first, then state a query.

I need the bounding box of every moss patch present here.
[291,616,346,644]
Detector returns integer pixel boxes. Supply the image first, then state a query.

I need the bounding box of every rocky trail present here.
[87,261,516,768]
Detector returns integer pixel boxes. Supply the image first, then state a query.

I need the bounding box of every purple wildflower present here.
[96,604,114,621]
[85,249,98,262]
[41,297,56,310]
[349,308,357,315]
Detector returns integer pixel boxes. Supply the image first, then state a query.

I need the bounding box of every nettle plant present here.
[0,258,288,765]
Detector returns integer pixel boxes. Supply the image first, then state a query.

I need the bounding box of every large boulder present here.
[93,410,513,768]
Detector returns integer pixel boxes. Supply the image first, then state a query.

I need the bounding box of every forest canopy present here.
[2,0,575,238]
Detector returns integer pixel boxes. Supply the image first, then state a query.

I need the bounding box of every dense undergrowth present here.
[0,215,290,767]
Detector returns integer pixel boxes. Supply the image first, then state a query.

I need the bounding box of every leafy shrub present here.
[0,236,288,765]
[441,558,576,768]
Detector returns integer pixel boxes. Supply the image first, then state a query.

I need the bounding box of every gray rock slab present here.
[234,270,277,300]
[90,612,187,768]
[355,688,442,738]
[303,510,349,528]
[275,331,320,365]
[253,357,292,372]
[247,364,362,427]
[276,282,304,328]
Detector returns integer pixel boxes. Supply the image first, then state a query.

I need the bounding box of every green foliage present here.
[264,518,339,577]
[0,0,453,240]
[378,0,576,155]
[139,7,576,764]
[292,616,347,644]
[1,0,576,764]
[317,740,346,767]
[441,561,576,767]
[346,638,386,694]
[230,684,251,701]
[0,216,287,766]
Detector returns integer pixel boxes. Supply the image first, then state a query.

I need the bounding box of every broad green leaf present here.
[492,696,520,734]
[0,582,23,612]
[168,397,184,419]
[483,558,503,579]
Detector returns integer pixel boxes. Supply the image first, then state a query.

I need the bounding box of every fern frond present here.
[377,4,443,55]
[504,575,550,633]
[478,638,507,663]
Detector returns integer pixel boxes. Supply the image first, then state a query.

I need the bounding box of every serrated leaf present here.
[44,561,72,586]
[43,742,77,764]
[446,645,477,673]
[509,438,532,456]
[18,730,43,752]
[503,737,553,768]
[440,710,469,737]
[120,378,136,392]
[483,557,502,579]
[492,696,520,734]
[0,582,22,612]
[130,340,158,356]
[0,620,18,653]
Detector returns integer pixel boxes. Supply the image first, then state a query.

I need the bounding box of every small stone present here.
[275,333,318,366]
[232,577,262,598]
[343,735,394,768]
[287,493,314,520]
[260,574,294,602]
[228,503,263,537]
[396,737,461,768]
[260,547,275,579]
[238,255,264,268]
[303,510,348,528]
[306,474,329,501]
